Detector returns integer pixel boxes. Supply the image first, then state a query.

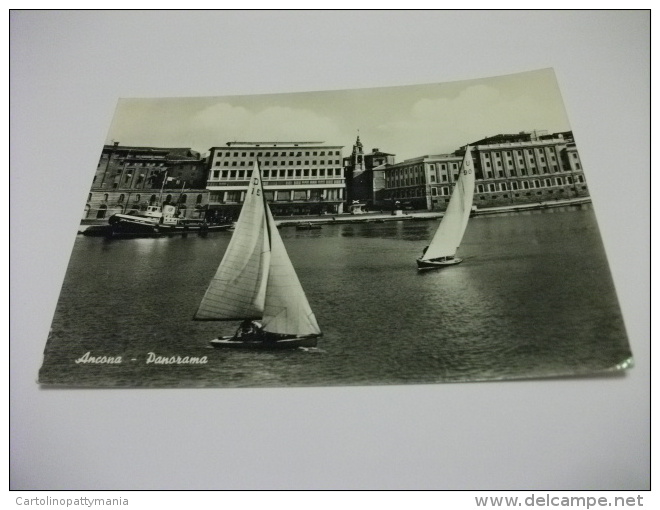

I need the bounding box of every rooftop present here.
[224,141,327,146]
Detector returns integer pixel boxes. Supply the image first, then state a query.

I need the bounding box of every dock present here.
[77,197,592,235]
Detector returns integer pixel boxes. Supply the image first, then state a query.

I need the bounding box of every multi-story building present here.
[381,131,589,211]
[205,141,345,218]
[84,143,209,220]
[343,135,395,212]
[379,154,432,210]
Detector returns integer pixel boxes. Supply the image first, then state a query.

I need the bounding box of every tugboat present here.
[106,205,232,237]
[103,173,232,237]
[108,204,180,234]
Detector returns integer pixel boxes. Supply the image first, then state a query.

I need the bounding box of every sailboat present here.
[193,161,322,349]
[417,146,475,270]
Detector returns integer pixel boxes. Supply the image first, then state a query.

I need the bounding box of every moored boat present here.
[105,204,230,237]
[108,204,179,233]
[295,222,322,230]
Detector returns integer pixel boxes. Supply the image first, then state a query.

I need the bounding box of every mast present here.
[175,181,186,216]
[257,156,273,253]
[158,171,168,206]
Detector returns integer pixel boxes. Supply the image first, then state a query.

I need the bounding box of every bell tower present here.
[350,134,365,177]
[345,134,366,208]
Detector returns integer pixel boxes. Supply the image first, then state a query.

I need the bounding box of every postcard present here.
[37,68,632,388]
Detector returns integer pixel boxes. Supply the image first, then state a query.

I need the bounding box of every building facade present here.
[381,131,589,211]
[205,141,345,218]
[84,143,210,220]
[343,136,395,212]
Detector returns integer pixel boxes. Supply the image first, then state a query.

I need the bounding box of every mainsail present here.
[421,146,475,261]
[194,163,270,320]
[194,161,321,338]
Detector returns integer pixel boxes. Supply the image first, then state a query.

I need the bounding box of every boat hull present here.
[210,334,319,350]
[81,225,115,237]
[416,257,463,270]
[157,223,231,234]
[108,214,161,233]
[104,214,231,237]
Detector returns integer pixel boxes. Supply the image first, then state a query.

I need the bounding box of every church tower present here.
[350,134,365,177]
[344,134,366,208]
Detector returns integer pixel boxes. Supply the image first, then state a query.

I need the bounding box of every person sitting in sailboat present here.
[235,319,263,340]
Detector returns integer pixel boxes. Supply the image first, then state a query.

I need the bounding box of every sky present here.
[105,68,572,162]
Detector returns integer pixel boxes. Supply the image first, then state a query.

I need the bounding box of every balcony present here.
[206,180,250,187]
[207,197,343,206]
[207,179,344,187]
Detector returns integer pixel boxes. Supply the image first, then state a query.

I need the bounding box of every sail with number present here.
[194,164,270,320]
[418,146,475,268]
[194,161,321,346]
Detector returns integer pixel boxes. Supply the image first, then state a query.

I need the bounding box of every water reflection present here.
[40,204,631,387]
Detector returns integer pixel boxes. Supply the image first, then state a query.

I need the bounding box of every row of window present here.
[211,168,343,179]
[88,193,205,204]
[209,179,344,187]
[481,148,560,158]
[386,165,426,187]
[389,177,425,187]
[483,156,557,167]
[210,188,342,203]
[423,152,578,173]
[389,163,582,187]
[215,150,341,158]
[480,165,573,178]
[388,184,588,201]
[426,176,587,196]
[214,159,341,167]
[386,175,588,199]
[388,165,427,175]
[474,187,588,199]
[99,160,167,167]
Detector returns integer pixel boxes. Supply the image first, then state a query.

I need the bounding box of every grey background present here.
[10,11,650,489]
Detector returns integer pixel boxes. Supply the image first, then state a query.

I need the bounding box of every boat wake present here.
[299,347,324,353]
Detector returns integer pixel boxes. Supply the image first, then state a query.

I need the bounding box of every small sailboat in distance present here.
[417,146,475,270]
[193,161,322,349]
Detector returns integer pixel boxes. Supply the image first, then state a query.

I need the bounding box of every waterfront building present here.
[205,141,345,218]
[84,143,209,220]
[381,131,589,211]
[343,135,395,212]
[380,154,432,211]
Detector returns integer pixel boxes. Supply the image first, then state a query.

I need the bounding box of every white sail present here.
[422,146,475,261]
[261,205,322,336]
[194,163,270,320]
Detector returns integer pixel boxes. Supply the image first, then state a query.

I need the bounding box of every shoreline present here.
[274,196,592,227]
[78,197,592,233]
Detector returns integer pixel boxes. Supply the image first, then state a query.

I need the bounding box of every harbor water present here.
[39,204,632,388]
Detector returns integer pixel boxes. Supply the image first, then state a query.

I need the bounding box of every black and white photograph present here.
[37,69,632,388]
[12,10,649,491]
